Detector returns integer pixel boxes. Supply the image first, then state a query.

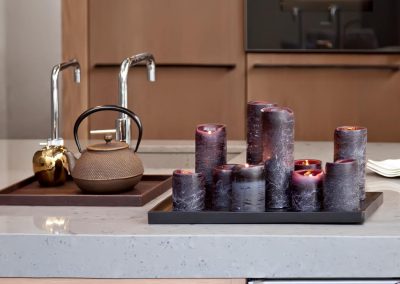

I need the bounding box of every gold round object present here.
[32,145,69,187]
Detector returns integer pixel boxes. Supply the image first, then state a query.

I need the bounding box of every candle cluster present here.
[171,102,367,213]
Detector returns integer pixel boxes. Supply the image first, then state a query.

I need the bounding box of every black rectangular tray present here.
[148,192,383,224]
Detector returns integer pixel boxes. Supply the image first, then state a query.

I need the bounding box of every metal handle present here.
[73,105,143,153]
[252,63,400,71]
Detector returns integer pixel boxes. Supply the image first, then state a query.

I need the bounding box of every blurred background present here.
[0,0,60,139]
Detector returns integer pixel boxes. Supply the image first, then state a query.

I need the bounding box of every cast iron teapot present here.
[69,105,144,193]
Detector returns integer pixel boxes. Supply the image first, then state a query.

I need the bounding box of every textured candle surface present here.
[195,124,227,209]
[334,126,367,200]
[246,101,278,165]
[262,107,295,209]
[323,159,360,212]
[172,170,205,211]
[291,169,323,212]
[231,164,265,212]
[212,164,236,211]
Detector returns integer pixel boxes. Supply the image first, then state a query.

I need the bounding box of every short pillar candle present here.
[262,107,295,209]
[291,169,324,212]
[212,164,236,211]
[294,159,322,171]
[246,101,277,165]
[172,170,205,211]
[231,164,265,212]
[334,126,367,200]
[323,159,360,212]
[195,124,227,209]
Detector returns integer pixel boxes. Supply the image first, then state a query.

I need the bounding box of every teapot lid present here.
[87,135,129,152]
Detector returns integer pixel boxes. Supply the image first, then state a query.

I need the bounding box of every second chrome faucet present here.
[116,52,156,145]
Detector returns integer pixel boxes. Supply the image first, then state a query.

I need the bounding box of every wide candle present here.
[212,164,236,211]
[334,126,367,200]
[291,169,324,211]
[246,101,277,165]
[195,124,227,209]
[323,159,360,212]
[294,159,322,171]
[231,164,265,212]
[262,107,295,209]
[172,170,205,211]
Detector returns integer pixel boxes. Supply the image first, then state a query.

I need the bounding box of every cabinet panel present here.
[89,66,245,140]
[89,0,243,65]
[247,54,400,142]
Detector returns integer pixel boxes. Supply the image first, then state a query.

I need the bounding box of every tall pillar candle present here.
[262,107,295,209]
[212,164,236,211]
[172,170,205,211]
[195,124,227,209]
[334,126,367,200]
[291,169,324,212]
[246,101,278,165]
[231,164,265,212]
[323,159,360,212]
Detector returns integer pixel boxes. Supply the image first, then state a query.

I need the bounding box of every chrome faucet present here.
[50,59,80,146]
[117,53,156,145]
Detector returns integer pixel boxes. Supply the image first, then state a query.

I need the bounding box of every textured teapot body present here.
[71,146,144,193]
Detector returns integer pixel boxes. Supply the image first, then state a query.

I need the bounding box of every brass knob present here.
[104,135,113,143]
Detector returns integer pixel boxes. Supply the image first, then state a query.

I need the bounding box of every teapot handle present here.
[73,105,142,153]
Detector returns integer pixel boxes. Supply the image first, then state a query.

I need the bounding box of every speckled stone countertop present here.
[0,140,400,279]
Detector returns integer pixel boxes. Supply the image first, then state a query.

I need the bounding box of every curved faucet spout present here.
[50,59,81,144]
[117,53,156,144]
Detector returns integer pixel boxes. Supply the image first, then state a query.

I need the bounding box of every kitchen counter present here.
[0,140,400,279]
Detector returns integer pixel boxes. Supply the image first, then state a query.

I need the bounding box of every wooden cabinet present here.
[62,0,400,142]
[62,0,245,140]
[247,53,400,142]
[90,66,245,139]
[90,0,242,65]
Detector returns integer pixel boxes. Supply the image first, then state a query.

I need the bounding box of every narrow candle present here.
[172,170,205,211]
[291,169,324,212]
[262,107,295,209]
[195,124,227,209]
[294,159,322,171]
[212,164,236,211]
[231,164,265,212]
[246,101,278,165]
[323,159,360,212]
[334,126,367,200]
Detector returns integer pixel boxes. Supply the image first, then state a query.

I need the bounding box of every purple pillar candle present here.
[291,169,324,212]
[294,159,322,171]
[172,170,205,211]
[212,164,236,211]
[262,107,295,209]
[246,101,278,165]
[323,159,360,212]
[195,124,227,209]
[334,126,367,200]
[231,164,265,212]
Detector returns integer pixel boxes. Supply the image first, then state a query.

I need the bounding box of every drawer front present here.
[89,0,243,65]
[89,66,245,140]
[247,54,400,142]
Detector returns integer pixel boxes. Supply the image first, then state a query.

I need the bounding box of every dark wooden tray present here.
[0,175,172,206]
[148,192,383,224]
